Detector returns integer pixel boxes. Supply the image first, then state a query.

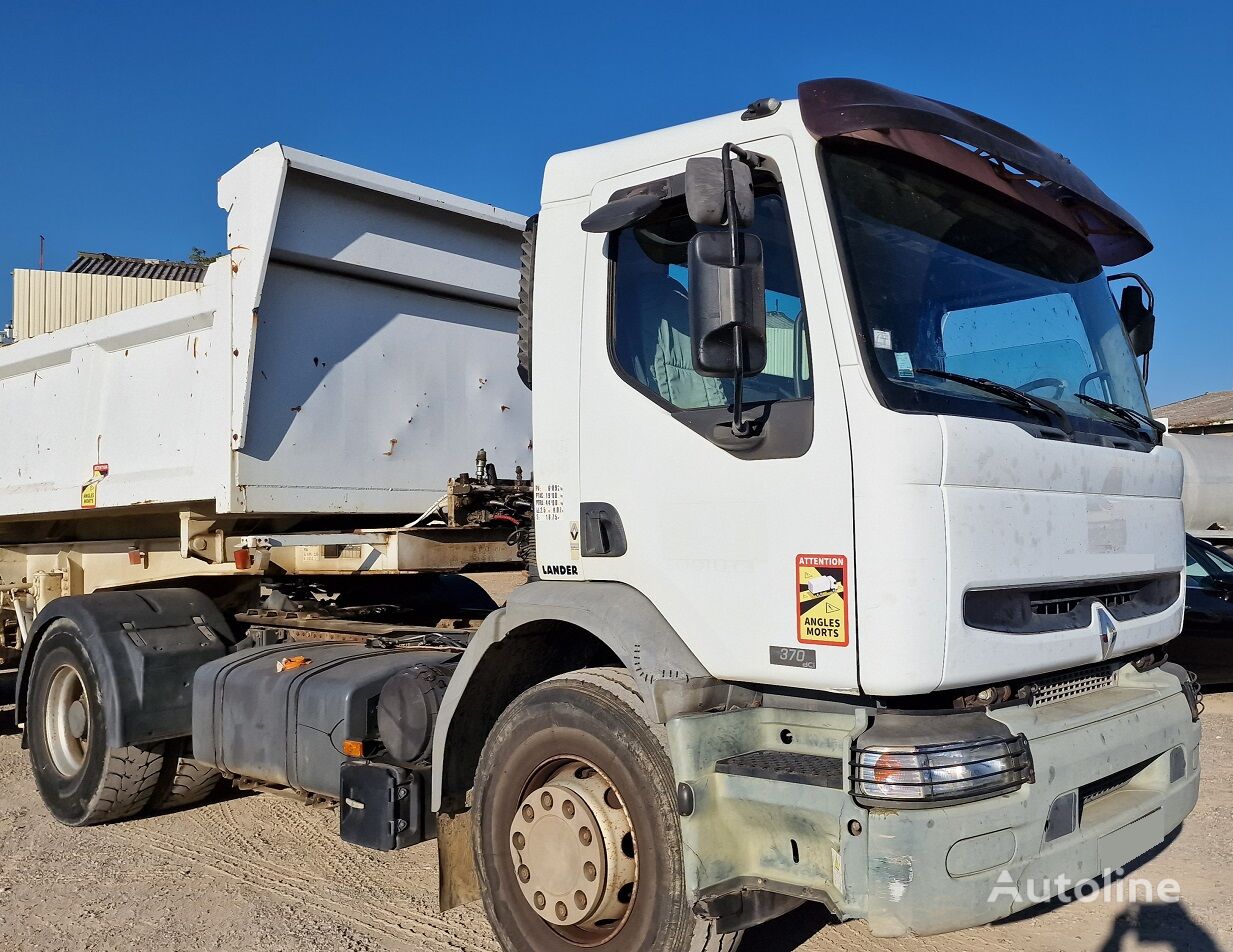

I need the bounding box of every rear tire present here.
[472,667,742,952]
[148,739,222,811]
[26,620,164,825]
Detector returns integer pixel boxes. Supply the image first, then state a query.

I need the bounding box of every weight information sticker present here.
[797,554,848,646]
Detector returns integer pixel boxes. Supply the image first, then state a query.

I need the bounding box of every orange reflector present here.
[342,739,365,758]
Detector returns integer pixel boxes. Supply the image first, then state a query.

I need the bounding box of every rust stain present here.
[383,439,399,457]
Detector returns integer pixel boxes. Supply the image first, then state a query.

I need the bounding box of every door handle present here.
[580,502,627,557]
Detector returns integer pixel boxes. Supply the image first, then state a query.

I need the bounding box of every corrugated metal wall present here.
[11,270,201,340]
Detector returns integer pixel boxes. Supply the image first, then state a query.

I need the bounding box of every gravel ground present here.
[0,668,1227,952]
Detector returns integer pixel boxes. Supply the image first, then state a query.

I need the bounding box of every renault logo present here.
[1096,605,1118,660]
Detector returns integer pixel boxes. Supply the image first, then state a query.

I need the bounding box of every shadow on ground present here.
[743,901,834,950]
[1096,902,1222,951]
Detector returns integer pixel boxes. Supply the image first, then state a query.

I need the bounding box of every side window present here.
[610,189,812,412]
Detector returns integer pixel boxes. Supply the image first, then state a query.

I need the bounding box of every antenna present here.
[39,235,45,270]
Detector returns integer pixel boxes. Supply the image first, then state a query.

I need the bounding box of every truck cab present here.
[439,78,1199,946]
[531,78,1182,696]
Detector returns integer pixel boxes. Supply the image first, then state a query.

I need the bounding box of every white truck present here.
[0,78,1201,951]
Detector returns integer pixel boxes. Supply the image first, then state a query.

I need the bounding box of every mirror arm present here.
[731,324,752,437]
[722,142,756,438]
[721,143,749,267]
[1107,272,1155,312]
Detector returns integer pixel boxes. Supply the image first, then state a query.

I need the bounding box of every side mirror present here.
[688,231,767,377]
[685,157,754,227]
[1119,284,1156,358]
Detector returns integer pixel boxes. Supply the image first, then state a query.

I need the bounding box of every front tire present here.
[472,667,741,952]
[27,619,165,825]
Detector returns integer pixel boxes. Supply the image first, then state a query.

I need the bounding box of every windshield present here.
[822,139,1153,441]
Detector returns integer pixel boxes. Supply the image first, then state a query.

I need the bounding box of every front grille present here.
[1030,662,1118,707]
[1030,583,1140,617]
[965,573,1179,634]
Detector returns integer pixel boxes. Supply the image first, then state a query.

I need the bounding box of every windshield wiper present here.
[1075,393,1165,439]
[916,369,1072,432]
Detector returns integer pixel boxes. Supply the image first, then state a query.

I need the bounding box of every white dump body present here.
[0,144,532,520]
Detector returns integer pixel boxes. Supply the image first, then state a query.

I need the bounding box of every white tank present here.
[1164,432,1233,533]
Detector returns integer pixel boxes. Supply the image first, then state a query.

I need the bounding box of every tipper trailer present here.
[1,78,1202,951]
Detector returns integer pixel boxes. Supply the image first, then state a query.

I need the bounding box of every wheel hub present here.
[44,664,90,777]
[509,761,638,936]
[67,700,88,739]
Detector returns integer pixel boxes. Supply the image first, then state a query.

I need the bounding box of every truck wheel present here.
[472,667,742,952]
[148,739,222,811]
[26,619,165,826]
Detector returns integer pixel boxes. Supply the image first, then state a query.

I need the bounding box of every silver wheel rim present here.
[44,664,90,777]
[508,758,638,944]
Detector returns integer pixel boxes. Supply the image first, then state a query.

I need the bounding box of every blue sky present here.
[1,1,1228,406]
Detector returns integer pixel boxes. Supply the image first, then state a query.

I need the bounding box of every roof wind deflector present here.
[798,78,1151,265]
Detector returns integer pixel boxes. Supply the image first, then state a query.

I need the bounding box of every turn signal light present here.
[853,735,1034,805]
[342,739,365,758]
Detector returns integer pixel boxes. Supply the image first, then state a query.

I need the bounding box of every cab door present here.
[575,136,858,691]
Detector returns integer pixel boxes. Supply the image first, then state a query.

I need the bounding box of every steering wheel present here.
[1079,369,1112,397]
[1018,377,1066,400]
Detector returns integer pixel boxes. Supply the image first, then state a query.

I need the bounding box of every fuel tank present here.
[192,641,457,798]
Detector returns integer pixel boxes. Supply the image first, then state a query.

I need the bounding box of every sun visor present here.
[799,78,1151,265]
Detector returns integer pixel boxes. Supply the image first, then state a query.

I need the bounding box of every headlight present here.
[853,735,1033,804]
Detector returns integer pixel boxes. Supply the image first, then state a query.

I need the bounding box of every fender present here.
[430,580,756,813]
[16,588,235,747]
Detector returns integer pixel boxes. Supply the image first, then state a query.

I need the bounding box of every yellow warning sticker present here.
[81,463,109,510]
[797,554,848,646]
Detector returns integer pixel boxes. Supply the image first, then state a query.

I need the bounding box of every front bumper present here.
[667,663,1200,937]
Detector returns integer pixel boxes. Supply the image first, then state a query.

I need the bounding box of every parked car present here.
[1172,534,1233,684]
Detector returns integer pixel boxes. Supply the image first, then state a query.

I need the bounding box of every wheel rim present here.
[44,664,90,777]
[508,757,639,945]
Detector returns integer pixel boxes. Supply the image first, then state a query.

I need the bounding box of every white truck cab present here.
[439,78,1199,946]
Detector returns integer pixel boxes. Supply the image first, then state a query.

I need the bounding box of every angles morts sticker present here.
[81,463,109,509]
[797,554,848,647]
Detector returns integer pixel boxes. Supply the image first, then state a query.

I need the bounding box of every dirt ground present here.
[0,671,1228,952]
